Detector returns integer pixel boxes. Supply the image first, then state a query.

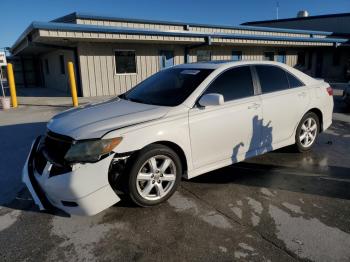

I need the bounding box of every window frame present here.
[114,49,137,75]
[196,50,212,62]
[194,65,259,107]
[253,65,305,95]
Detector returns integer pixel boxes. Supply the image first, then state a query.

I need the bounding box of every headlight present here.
[64,137,122,163]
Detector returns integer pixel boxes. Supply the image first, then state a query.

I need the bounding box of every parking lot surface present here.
[0,93,350,262]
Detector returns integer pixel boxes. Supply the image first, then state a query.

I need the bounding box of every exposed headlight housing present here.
[64,137,122,163]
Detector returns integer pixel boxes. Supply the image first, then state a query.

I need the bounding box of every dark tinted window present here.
[256,65,289,93]
[264,52,274,61]
[204,66,254,102]
[124,68,213,106]
[286,72,304,88]
[115,50,136,74]
[197,50,211,62]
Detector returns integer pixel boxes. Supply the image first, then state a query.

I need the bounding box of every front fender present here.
[104,114,193,172]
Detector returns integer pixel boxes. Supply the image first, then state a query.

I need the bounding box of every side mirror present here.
[198,93,224,107]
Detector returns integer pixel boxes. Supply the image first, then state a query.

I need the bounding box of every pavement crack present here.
[180,184,298,261]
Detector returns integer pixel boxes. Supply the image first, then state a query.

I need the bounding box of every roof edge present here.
[50,12,335,36]
[10,21,347,53]
[242,12,350,25]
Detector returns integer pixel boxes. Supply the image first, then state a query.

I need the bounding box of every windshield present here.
[122,68,213,106]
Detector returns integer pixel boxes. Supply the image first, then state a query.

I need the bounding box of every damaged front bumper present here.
[22,136,121,216]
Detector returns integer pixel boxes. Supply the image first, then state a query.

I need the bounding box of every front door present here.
[189,66,262,169]
[159,50,174,69]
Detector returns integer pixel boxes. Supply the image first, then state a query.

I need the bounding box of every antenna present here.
[276,1,279,20]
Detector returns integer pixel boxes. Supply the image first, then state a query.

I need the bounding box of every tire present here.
[294,112,320,153]
[127,144,182,207]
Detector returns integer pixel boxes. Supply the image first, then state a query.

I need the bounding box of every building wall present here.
[41,49,75,93]
[78,43,185,97]
[78,43,301,97]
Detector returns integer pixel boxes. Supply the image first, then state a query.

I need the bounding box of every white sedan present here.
[22,61,333,216]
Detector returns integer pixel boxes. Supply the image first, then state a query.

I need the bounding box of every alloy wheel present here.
[136,155,177,201]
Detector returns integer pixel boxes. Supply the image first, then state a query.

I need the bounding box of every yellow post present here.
[68,61,78,107]
[7,63,18,108]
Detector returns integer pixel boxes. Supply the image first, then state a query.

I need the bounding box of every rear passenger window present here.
[256,65,289,93]
[204,66,254,102]
[286,72,304,88]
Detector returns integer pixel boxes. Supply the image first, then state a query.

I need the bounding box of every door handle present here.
[248,103,261,110]
[298,92,307,97]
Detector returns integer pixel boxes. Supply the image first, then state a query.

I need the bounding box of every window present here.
[256,65,289,93]
[264,52,274,61]
[159,50,174,69]
[277,51,286,63]
[297,52,305,66]
[232,51,242,61]
[44,59,50,74]
[59,55,65,75]
[333,51,341,66]
[197,50,211,62]
[204,66,254,102]
[123,68,213,106]
[286,72,304,88]
[115,50,136,74]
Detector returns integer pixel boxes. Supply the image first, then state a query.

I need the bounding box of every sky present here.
[1,0,350,49]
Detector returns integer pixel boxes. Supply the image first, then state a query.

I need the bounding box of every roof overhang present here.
[11,21,349,55]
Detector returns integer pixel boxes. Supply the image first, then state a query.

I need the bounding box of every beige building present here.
[10,12,349,97]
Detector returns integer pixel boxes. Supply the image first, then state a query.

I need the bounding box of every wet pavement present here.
[0,94,350,262]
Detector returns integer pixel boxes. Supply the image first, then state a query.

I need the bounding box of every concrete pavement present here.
[0,93,349,262]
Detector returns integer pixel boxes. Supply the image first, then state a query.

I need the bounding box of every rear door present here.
[255,65,310,147]
[189,66,262,169]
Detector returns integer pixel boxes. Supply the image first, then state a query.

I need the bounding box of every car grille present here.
[42,131,74,166]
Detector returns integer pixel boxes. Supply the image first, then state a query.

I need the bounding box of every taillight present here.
[326,87,333,96]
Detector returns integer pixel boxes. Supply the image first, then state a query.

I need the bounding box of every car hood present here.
[47,98,170,140]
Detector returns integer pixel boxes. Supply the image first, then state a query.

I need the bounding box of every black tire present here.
[127,144,182,207]
[294,112,320,153]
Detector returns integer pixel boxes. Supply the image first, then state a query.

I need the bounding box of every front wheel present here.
[295,112,320,152]
[127,144,182,207]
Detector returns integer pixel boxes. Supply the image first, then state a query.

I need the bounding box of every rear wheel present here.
[127,144,182,206]
[295,112,319,152]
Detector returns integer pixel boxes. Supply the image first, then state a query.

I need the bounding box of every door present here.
[315,52,323,78]
[277,51,286,64]
[255,65,310,148]
[159,50,174,69]
[189,66,262,169]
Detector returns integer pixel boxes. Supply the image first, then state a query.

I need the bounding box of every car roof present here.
[173,60,289,70]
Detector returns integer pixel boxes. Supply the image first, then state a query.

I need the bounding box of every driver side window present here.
[204,66,255,102]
